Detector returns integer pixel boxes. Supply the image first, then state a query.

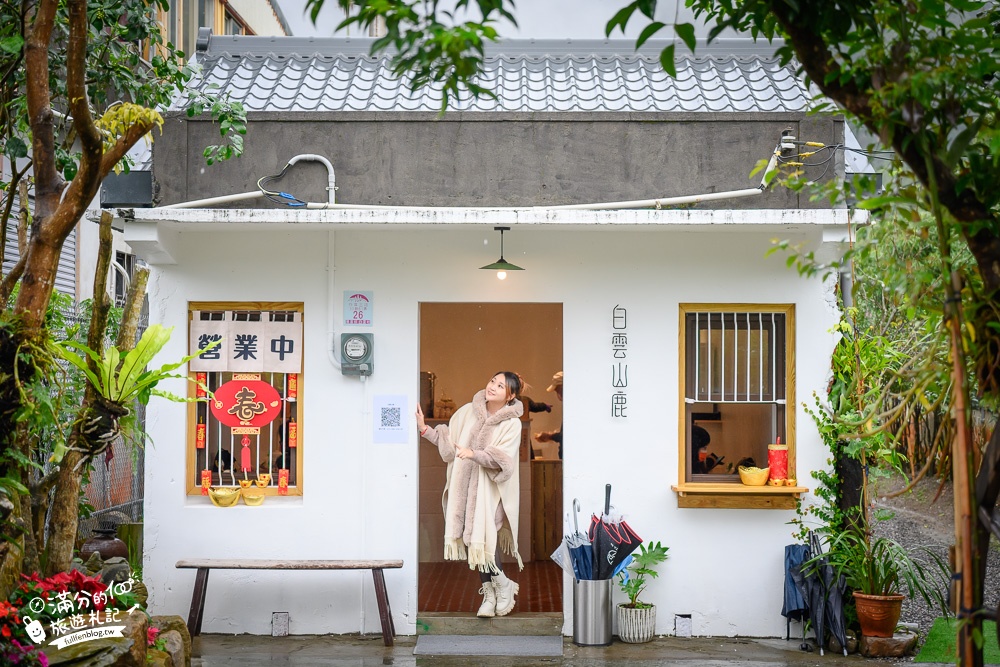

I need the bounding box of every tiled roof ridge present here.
[180,39,812,114]
[200,50,789,66]
[200,35,785,59]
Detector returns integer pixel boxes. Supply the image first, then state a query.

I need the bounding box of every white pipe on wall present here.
[327,231,342,370]
[287,154,336,204]
[161,191,265,209]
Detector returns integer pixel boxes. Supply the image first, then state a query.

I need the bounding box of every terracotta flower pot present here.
[853,591,904,638]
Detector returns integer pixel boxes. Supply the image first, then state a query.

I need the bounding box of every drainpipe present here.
[327,231,342,371]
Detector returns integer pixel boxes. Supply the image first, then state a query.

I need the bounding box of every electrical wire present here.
[257,164,308,207]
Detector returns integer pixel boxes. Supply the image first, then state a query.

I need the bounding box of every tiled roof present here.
[179,36,812,114]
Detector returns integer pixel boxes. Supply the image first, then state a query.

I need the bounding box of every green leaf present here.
[0,35,22,54]
[674,22,697,52]
[606,3,638,37]
[659,44,677,77]
[4,136,28,159]
[635,21,665,49]
[114,324,174,401]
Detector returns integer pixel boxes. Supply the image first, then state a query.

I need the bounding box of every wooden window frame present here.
[186,301,304,497]
[671,303,807,509]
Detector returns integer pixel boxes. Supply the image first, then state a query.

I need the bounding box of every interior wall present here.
[419,302,563,562]
[420,302,562,433]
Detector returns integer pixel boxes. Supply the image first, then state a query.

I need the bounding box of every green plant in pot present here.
[815,511,947,639]
[616,541,669,643]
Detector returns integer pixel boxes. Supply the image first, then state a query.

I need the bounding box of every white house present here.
[117,31,857,640]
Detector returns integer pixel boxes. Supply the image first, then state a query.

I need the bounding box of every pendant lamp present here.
[480,226,524,280]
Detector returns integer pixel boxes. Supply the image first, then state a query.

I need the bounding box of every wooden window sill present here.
[671,483,808,509]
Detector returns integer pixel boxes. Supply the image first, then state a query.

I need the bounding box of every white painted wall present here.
[142,223,839,638]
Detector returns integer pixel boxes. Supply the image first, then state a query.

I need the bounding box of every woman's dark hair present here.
[494,371,524,405]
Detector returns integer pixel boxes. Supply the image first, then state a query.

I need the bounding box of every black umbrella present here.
[781,543,811,640]
[791,532,849,656]
[589,484,642,580]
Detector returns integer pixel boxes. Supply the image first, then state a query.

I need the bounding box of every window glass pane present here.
[687,312,784,402]
[198,371,299,487]
[686,402,785,480]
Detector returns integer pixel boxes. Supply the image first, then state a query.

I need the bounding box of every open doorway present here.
[418,302,563,616]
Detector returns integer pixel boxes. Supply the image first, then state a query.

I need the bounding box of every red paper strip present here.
[200,470,212,495]
[287,374,298,400]
[278,469,289,495]
[288,417,297,448]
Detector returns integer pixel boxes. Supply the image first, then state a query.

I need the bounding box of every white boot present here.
[492,572,519,617]
[476,582,497,618]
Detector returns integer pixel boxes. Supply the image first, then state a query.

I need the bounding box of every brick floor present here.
[418,560,563,613]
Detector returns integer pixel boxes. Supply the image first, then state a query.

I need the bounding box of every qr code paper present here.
[380,406,402,429]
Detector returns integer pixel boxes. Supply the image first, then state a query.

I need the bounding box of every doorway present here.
[417,302,563,615]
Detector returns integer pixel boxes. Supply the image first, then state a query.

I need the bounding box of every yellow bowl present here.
[241,489,266,506]
[738,466,770,486]
[208,486,241,507]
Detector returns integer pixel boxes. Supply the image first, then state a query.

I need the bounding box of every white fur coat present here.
[427,390,524,573]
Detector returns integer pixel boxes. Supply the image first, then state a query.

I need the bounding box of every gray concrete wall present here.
[154,112,842,209]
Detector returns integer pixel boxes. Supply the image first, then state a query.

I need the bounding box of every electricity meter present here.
[340,333,374,376]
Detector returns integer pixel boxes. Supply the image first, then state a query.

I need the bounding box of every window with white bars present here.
[187,303,303,496]
[680,305,794,483]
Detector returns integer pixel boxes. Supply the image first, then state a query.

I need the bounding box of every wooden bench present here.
[175,558,404,646]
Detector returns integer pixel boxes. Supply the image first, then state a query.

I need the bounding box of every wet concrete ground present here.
[191,633,951,666]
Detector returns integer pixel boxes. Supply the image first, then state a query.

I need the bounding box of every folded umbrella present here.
[589,484,642,579]
[781,543,810,640]
[550,540,575,578]
[567,498,593,581]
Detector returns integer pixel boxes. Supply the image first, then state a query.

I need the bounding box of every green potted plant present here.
[616,541,669,643]
[815,513,947,638]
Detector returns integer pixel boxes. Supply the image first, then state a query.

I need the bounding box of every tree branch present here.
[24,0,59,218]
[0,255,26,305]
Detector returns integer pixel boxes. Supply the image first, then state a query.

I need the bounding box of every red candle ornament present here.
[768,443,789,482]
[196,373,207,398]
[287,416,297,448]
[240,435,252,472]
[278,469,289,495]
[200,470,212,495]
[287,374,298,400]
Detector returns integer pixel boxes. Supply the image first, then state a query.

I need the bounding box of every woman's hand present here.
[415,404,426,433]
[456,447,474,460]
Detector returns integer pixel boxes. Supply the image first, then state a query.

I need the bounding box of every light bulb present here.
[496,270,507,280]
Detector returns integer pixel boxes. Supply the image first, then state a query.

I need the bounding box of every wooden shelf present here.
[671,483,808,510]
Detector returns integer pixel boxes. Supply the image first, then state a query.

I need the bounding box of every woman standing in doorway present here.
[415,371,525,618]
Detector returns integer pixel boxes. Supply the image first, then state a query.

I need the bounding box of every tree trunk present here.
[946,270,983,667]
[43,212,113,574]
